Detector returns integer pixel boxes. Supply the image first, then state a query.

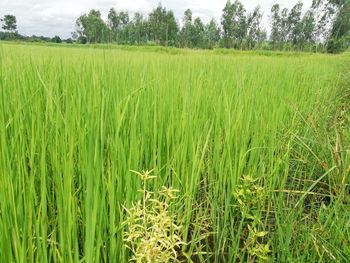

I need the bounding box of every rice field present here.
[0,43,349,262]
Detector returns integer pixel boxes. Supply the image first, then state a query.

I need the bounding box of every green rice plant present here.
[0,42,349,262]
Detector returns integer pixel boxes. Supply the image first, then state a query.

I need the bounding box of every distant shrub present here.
[65,38,73,44]
[327,37,348,54]
[77,36,87,44]
[51,36,62,43]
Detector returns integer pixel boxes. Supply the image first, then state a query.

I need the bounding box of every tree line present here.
[73,0,349,53]
[1,0,349,53]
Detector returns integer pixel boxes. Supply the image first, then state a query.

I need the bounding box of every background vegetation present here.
[1,0,349,53]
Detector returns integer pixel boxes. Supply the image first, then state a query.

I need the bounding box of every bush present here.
[327,37,348,54]
[51,35,62,43]
[77,36,87,44]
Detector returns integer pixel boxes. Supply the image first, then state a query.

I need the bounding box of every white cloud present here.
[0,0,312,39]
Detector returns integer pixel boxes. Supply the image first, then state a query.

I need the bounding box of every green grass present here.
[0,42,349,262]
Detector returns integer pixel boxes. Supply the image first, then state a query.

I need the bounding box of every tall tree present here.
[270,4,282,48]
[75,10,108,43]
[280,8,289,43]
[107,8,119,42]
[326,0,350,52]
[287,1,303,44]
[311,1,334,43]
[298,10,316,49]
[148,4,166,44]
[148,4,178,46]
[165,10,179,46]
[119,11,130,44]
[232,0,247,48]
[221,1,235,48]
[246,6,263,49]
[192,17,205,48]
[107,9,130,43]
[118,12,130,43]
[205,19,221,49]
[180,9,194,47]
[1,15,17,32]
[311,0,349,52]
[129,12,147,45]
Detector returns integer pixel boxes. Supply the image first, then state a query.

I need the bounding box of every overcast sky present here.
[0,0,312,39]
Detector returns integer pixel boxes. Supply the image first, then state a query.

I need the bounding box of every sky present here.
[0,0,312,39]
